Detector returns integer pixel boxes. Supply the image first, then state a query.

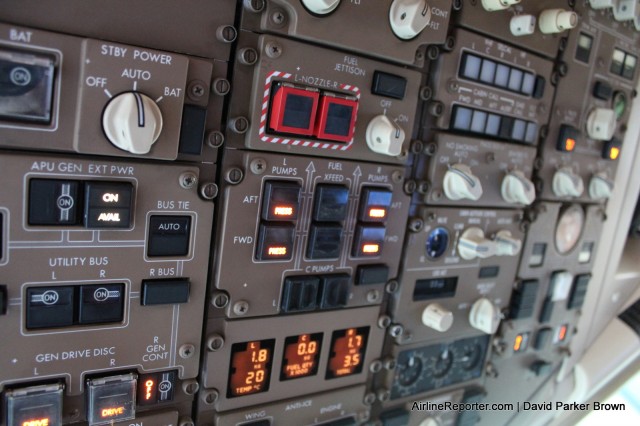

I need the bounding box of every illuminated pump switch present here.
[352,225,385,257]
[86,373,137,426]
[261,180,301,221]
[557,124,579,152]
[84,181,133,228]
[28,179,81,226]
[26,286,74,329]
[315,95,358,143]
[79,283,125,324]
[256,223,295,261]
[4,383,64,426]
[269,83,319,136]
[358,187,393,223]
[312,184,349,222]
[137,371,176,405]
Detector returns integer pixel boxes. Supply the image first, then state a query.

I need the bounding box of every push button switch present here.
[281,276,320,313]
[256,223,295,261]
[84,181,133,228]
[312,184,349,222]
[138,370,177,405]
[356,265,389,285]
[358,187,392,223]
[147,215,192,257]
[29,179,81,225]
[307,224,343,259]
[557,124,579,152]
[4,383,64,426]
[141,279,190,306]
[319,274,350,309]
[26,286,74,329]
[371,71,407,100]
[86,373,137,425]
[261,181,301,221]
[79,283,125,324]
[269,83,319,136]
[352,225,385,257]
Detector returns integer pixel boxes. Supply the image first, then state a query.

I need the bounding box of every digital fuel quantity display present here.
[280,333,323,380]
[326,327,369,379]
[227,339,275,398]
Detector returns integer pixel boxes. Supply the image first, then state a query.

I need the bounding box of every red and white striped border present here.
[259,70,360,151]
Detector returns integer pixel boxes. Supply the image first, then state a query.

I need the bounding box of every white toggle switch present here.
[301,0,341,15]
[539,9,578,33]
[552,168,585,198]
[586,108,616,141]
[422,303,454,332]
[481,0,521,12]
[443,164,483,201]
[510,15,537,36]
[389,0,432,40]
[495,230,522,257]
[614,0,638,21]
[366,115,405,156]
[102,92,163,154]
[458,227,497,260]
[469,298,501,335]
[501,170,536,205]
[589,173,614,200]
[589,0,618,10]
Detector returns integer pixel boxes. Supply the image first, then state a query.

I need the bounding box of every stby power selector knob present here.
[443,164,483,201]
[469,298,501,334]
[481,0,521,12]
[366,115,405,156]
[589,173,614,200]
[586,108,617,141]
[553,168,585,198]
[501,170,536,205]
[539,9,578,33]
[457,227,497,260]
[301,0,341,15]
[422,303,454,332]
[102,92,163,154]
[495,230,522,256]
[389,0,432,40]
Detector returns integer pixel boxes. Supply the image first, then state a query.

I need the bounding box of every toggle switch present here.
[481,0,521,12]
[586,108,616,141]
[501,170,536,205]
[443,163,483,201]
[495,230,522,257]
[389,0,432,40]
[510,15,537,36]
[457,227,497,260]
[469,297,501,334]
[421,303,454,332]
[301,0,341,15]
[589,172,614,200]
[552,168,584,198]
[539,9,578,34]
[366,114,405,156]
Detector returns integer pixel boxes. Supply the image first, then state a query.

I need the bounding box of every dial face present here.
[426,227,450,259]
[555,205,585,254]
[396,353,424,386]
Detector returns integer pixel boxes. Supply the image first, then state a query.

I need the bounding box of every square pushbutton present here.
[372,71,407,100]
[84,181,133,229]
[269,83,320,136]
[315,95,358,142]
[352,225,385,257]
[358,187,392,222]
[79,283,125,324]
[319,274,350,309]
[256,223,295,261]
[281,275,319,313]
[557,124,579,152]
[5,383,64,426]
[147,215,192,257]
[261,181,301,221]
[141,279,190,305]
[29,179,81,226]
[312,184,349,222]
[26,286,74,329]
[307,224,343,260]
[87,373,137,425]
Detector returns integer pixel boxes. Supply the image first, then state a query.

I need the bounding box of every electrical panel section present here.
[1,1,640,425]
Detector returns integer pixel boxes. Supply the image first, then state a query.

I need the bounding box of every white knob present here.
[495,230,522,257]
[589,173,614,199]
[501,170,536,205]
[301,0,341,15]
[389,0,432,40]
[469,298,501,335]
[481,0,521,12]
[552,168,585,198]
[614,0,638,21]
[539,9,578,33]
[443,164,483,201]
[102,92,163,154]
[366,115,405,156]
[458,227,497,260]
[421,303,454,332]
[586,108,616,141]
[419,418,442,426]
[510,15,537,36]
[589,0,618,10]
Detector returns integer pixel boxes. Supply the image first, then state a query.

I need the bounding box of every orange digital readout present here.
[326,327,369,379]
[22,419,50,426]
[273,206,294,217]
[228,339,275,398]
[565,138,576,152]
[281,333,323,380]
[267,246,288,256]
[362,244,380,254]
[368,208,387,219]
[101,406,125,418]
[610,146,620,160]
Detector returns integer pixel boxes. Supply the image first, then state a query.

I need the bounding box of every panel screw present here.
[358,411,371,422]
[245,0,266,12]
[385,280,399,294]
[207,130,225,148]
[432,190,443,201]
[250,158,268,174]
[420,86,433,101]
[212,78,231,96]
[377,315,392,328]
[211,292,230,308]
[418,181,430,194]
[447,79,459,93]
[270,9,287,25]
[404,179,417,195]
[233,300,250,316]
[364,393,377,406]
[200,183,218,200]
[388,324,404,337]
[383,357,397,370]
[369,360,383,373]
[229,116,250,134]
[427,45,440,60]
[225,168,244,185]
[377,389,391,402]
[424,142,437,156]
[408,218,424,233]
[188,81,206,99]
[366,290,380,303]
[216,25,237,43]
[444,36,456,51]
[392,170,404,183]
[182,380,200,395]
[201,389,219,405]
[179,344,196,359]
[206,334,225,352]
[429,102,444,117]
[178,417,195,426]
[179,172,198,189]
[265,41,283,58]
[238,48,258,66]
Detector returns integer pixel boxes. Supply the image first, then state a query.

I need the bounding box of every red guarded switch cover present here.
[315,95,358,143]
[269,84,320,136]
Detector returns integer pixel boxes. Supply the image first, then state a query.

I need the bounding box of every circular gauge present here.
[426,227,450,259]
[397,354,423,386]
[613,91,627,120]
[457,342,483,371]
[555,204,585,254]
[432,348,453,378]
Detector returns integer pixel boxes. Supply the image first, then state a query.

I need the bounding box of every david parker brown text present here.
[412,400,626,412]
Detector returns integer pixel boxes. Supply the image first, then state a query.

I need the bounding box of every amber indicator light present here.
[362,244,380,254]
[281,333,323,380]
[143,378,156,402]
[565,138,576,152]
[228,339,275,398]
[273,205,294,217]
[326,327,369,379]
[100,406,126,418]
[514,335,523,352]
[368,208,387,219]
[22,419,51,426]
[267,246,288,256]
[557,325,568,342]
[609,146,620,160]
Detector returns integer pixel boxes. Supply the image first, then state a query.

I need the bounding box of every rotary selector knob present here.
[552,168,585,198]
[510,15,537,36]
[501,170,536,205]
[457,227,497,260]
[389,0,432,40]
[469,298,501,335]
[421,303,454,332]
[481,0,521,12]
[495,230,522,257]
[614,0,638,21]
[102,92,163,154]
[539,9,578,33]
[590,0,618,10]
[589,173,614,200]
[301,0,341,15]
[586,108,616,141]
[443,164,483,201]
[419,418,442,426]
[366,115,405,156]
